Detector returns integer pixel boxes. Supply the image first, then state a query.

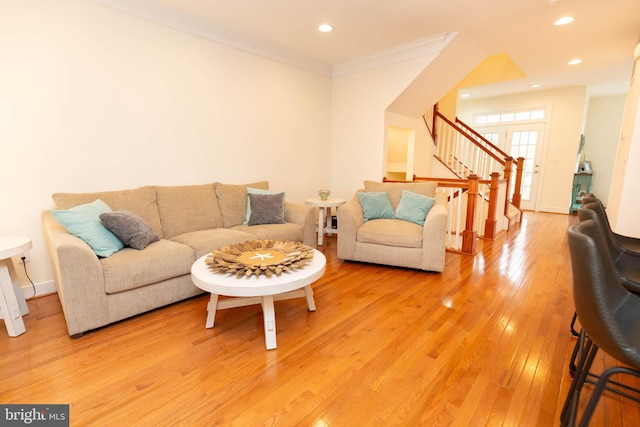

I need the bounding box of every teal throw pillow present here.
[52,199,124,257]
[357,192,395,222]
[394,190,436,226]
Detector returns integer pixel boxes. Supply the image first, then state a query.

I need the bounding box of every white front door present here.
[506,123,545,211]
[479,123,546,211]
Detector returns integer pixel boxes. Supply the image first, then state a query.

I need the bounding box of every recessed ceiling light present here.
[554,16,574,26]
[460,93,470,98]
[318,24,333,33]
[530,84,542,88]
[568,58,583,65]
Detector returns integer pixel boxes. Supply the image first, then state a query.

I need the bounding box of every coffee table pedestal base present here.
[205,286,316,350]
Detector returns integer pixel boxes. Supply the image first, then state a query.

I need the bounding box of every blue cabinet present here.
[570,173,594,213]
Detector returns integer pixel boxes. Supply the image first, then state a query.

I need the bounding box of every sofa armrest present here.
[284,202,317,248]
[337,195,364,260]
[42,211,110,336]
[421,192,448,271]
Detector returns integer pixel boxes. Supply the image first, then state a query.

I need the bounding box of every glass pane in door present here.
[509,130,538,200]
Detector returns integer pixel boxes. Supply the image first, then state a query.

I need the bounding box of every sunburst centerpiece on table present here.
[205,240,314,277]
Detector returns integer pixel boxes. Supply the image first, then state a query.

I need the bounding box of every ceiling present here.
[90,0,640,99]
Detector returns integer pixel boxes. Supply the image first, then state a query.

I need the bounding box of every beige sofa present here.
[337,180,447,272]
[42,181,316,336]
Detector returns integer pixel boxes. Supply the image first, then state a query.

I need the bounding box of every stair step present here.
[506,203,522,230]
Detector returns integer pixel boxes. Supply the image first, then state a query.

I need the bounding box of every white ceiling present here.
[90,0,640,99]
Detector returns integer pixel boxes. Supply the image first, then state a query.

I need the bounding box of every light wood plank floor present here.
[2,212,640,426]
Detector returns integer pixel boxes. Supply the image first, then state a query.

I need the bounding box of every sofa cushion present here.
[170,228,257,259]
[248,192,286,225]
[363,181,437,210]
[52,186,163,238]
[52,199,124,257]
[394,190,436,226]
[101,239,194,294]
[357,192,395,222]
[155,184,224,239]
[214,181,269,228]
[231,223,304,243]
[99,210,160,250]
[357,218,423,248]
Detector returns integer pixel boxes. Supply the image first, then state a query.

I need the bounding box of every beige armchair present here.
[337,181,447,272]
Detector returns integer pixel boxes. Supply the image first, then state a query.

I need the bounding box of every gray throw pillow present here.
[248,193,286,225]
[99,210,160,250]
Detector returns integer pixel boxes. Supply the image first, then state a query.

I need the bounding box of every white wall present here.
[457,86,588,213]
[607,44,640,237]
[330,56,437,198]
[582,95,626,204]
[385,112,434,178]
[0,0,332,287]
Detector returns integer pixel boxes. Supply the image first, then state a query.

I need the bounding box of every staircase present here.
[401,104,523,254]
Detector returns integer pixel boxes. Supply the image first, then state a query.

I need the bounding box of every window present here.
[476,109,545,125]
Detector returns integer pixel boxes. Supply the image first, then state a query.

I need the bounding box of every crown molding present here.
[85,0,334,76]
[85,0,452,78]
[331,32,456,78]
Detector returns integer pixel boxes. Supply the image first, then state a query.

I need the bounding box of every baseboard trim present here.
[539,206,570,214]
[22,280,56,299]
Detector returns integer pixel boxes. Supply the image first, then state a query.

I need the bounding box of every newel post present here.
[503,156,513,182]
[512,157,525,209]
[462,174,479,254]
[484,172,500,240]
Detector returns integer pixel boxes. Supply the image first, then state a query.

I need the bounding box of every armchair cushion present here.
[357,218,423,248]
[395,190,436,226]
[357,192,395,222]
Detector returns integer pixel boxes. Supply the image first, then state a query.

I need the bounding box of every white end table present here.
[305,197,346,245]
[191,249,326,350]
[0,236,31,337]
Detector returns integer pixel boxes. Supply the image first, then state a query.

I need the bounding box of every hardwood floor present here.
[2,212,640,426]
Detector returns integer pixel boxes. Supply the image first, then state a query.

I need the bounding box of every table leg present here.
[205,293,219,328]
[261,295,277,350]
[317,206,325,246]
[6,258,28,316]
[325,207,332,235]
[303,285,316,311]
[0,261,26,337]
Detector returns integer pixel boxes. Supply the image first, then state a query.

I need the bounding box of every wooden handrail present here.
[455,117,510,160]
[435,111,505,164]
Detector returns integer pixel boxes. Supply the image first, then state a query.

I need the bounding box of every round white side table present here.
[305,197,346,245]
[0,236,31,337]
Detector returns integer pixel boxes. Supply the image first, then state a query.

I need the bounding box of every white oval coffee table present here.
[191,249,326,350]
